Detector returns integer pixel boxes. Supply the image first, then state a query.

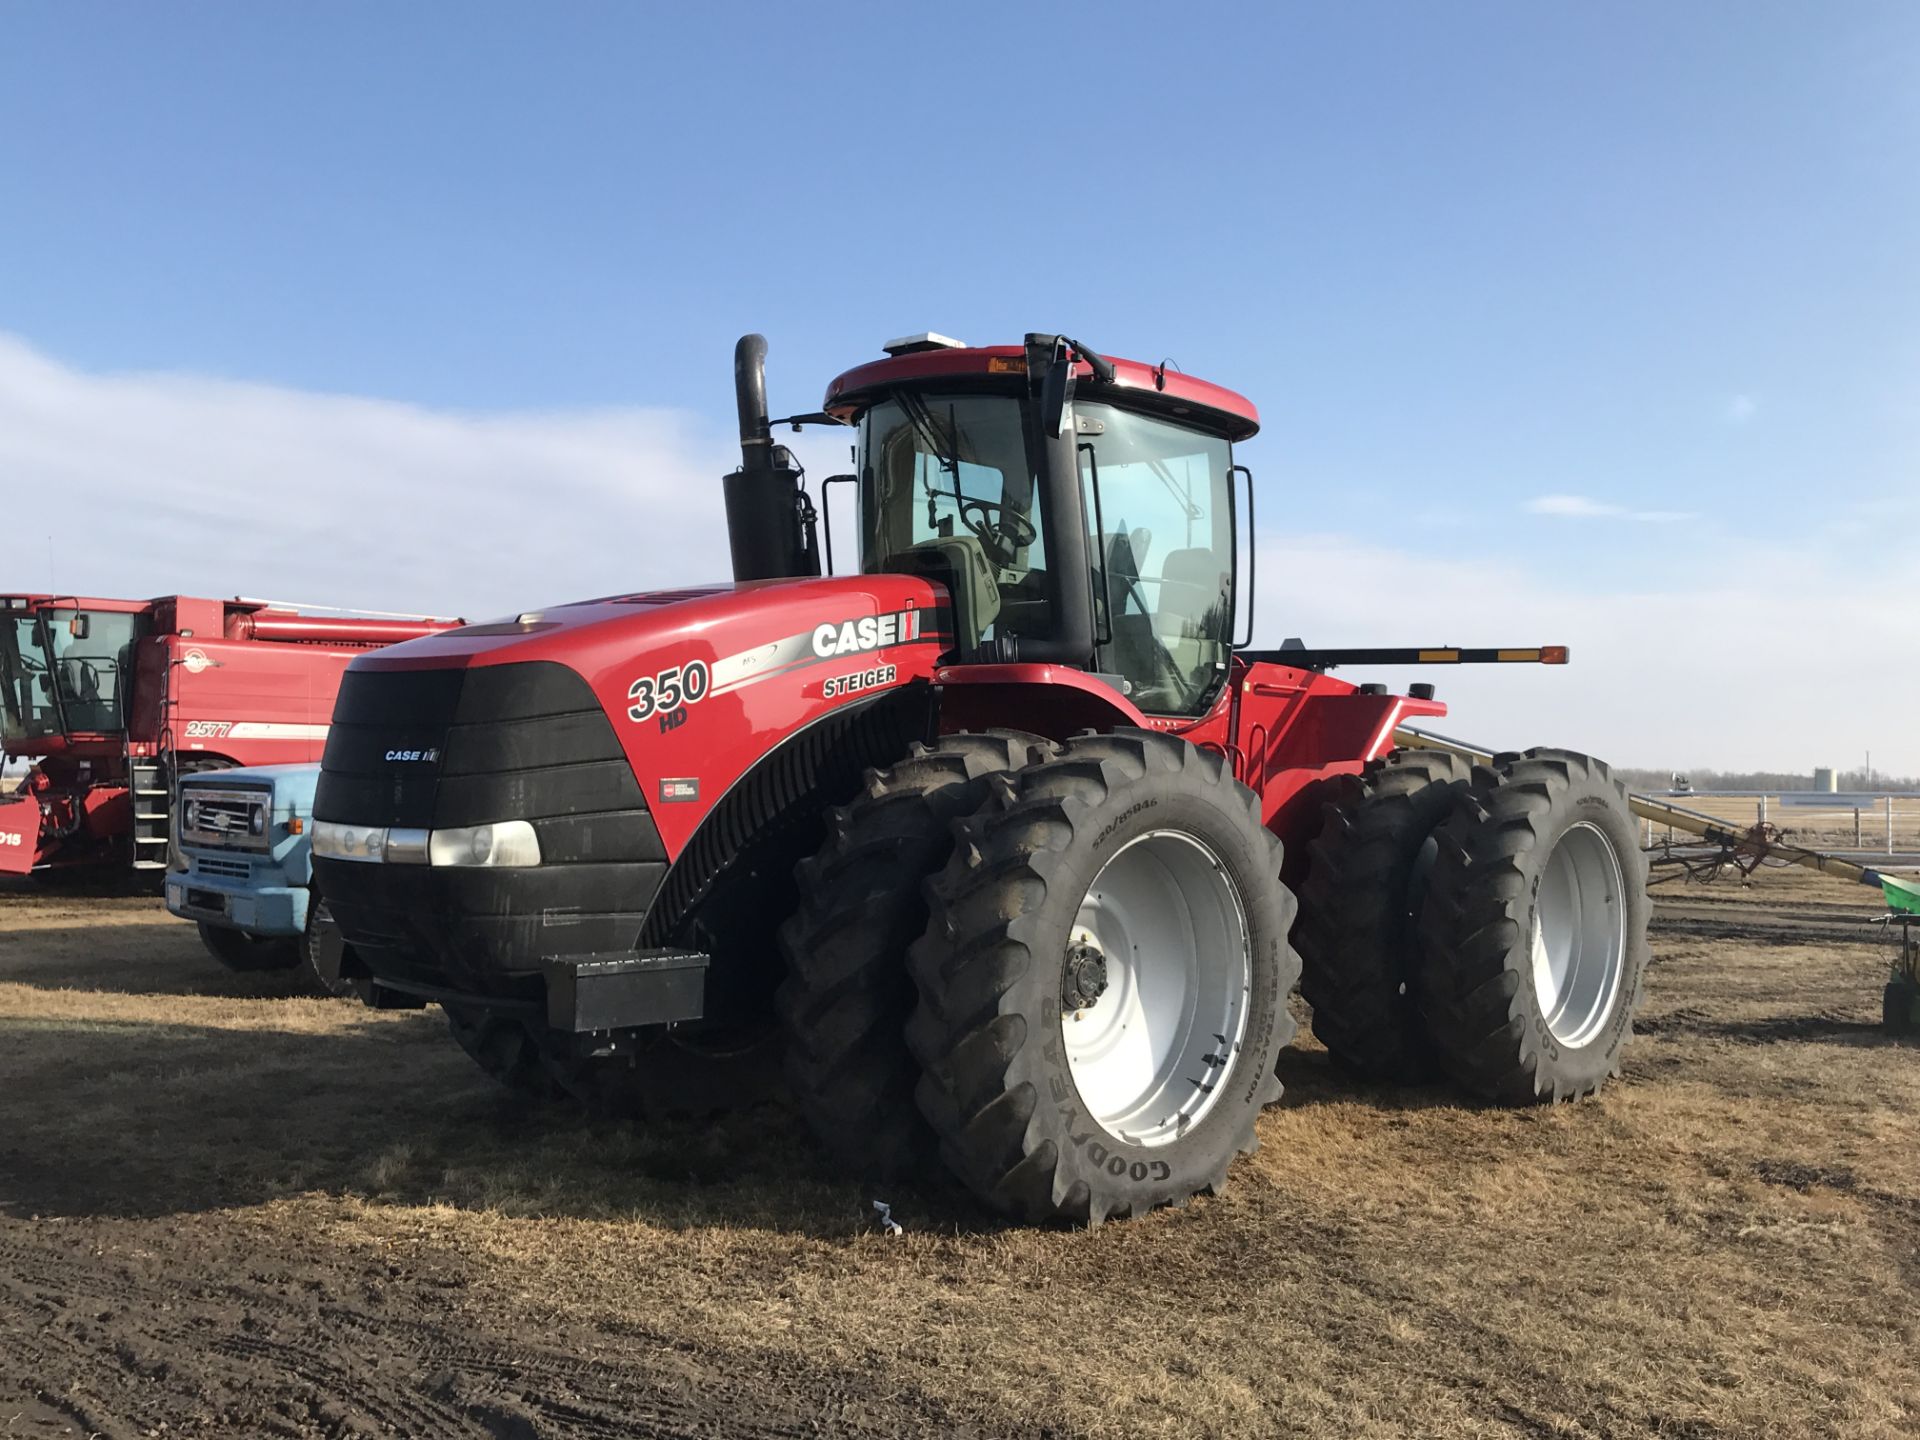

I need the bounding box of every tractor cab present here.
[822,334,1258,717]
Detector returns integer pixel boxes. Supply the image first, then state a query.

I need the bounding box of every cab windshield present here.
[0,609,139,741]
[858,393,1062,650]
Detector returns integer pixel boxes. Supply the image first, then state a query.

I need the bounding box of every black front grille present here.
[313,661,665,989]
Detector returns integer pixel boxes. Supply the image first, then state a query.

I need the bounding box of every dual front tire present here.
[782,729,1299,1223]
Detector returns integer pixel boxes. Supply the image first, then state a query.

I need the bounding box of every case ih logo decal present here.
[386,748,440,763]
[811,608,921,659]
[629,608,942,730]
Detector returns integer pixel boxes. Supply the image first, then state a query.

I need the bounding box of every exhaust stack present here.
[723,334,820,583]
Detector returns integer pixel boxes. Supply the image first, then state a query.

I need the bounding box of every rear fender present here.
[933,664,1150,740]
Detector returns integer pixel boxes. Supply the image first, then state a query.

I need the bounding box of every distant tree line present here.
[1612,766,1919,794]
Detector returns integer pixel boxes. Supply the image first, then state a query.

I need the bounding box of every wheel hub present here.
[1060,830,1253,1148]
[1061,939,1110,1013]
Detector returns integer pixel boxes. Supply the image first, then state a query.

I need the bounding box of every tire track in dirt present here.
[0,1223,983,1438]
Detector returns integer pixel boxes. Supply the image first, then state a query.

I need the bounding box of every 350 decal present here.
[626,660,711,723]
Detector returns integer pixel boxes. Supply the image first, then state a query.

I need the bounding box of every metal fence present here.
[1645,792,1920,853]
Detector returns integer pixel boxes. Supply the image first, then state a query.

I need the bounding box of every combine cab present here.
[0,594,457,879]
[312,333,1650,1223]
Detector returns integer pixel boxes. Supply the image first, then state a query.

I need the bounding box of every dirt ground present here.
[2,868,1916,1439]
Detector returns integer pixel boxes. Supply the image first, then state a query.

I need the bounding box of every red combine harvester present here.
[0,594,458,877]
[312,333,1650,1224]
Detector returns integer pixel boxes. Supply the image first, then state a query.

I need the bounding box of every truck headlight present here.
[249,803,268,836]
[182,798,200,829]
[428,820,541,868]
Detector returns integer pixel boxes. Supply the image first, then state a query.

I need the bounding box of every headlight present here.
[428,820,541,868]
[182,798,200,829]
[249,803,268,836]
[312,820,388,862]
[312,818,540,868]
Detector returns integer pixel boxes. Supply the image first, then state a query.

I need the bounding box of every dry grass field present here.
[2,868,1917,1438]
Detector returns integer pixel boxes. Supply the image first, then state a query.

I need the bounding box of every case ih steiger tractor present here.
[0,594,456,879]
[312,333,1651,1224]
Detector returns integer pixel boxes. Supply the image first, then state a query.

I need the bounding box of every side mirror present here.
[1039,348,1077,439]
[68,615,90,640]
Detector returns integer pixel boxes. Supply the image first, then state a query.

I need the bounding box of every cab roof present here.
[823,342,1261,442]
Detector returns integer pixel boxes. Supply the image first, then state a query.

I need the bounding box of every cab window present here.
[1076,404,1234,715]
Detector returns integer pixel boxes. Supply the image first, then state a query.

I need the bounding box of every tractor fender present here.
[933,664,1149,741]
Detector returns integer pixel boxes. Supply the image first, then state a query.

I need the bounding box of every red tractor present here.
[0,594,457,878]
[311,334,1650,1223]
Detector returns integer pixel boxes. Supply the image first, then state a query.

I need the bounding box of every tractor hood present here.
[330,573,951,857]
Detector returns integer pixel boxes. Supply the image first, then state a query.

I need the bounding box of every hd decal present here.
[627,660,712,723]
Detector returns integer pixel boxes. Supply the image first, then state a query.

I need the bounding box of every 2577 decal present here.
[627,660,711,723]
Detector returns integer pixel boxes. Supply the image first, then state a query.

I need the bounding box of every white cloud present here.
[1525,494,1695,523]
[1,334,1911,773]
[1254,530,1918,774]
[0,333,785,619]
[1725,393,1759,424]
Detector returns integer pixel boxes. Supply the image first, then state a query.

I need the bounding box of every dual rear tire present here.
[1298,746,1649,1104]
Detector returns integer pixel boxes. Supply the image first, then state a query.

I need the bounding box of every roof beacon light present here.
[881,332,967,357]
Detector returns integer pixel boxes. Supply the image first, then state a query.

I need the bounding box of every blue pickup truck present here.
[166,761,353,994]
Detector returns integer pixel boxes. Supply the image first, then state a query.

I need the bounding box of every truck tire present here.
[777,731,1047,1177]
[301,895,359,999]
[1416,748,1649,1103]
[906,731,1297,1223]
[197,920,302,972]
[1295,748,1470,1082]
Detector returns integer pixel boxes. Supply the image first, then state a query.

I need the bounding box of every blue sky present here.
[2,3,1916,770]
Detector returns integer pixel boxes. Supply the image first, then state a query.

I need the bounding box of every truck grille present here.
[180,787,270,850]
[194,854,253,882]
[312,661,665,989]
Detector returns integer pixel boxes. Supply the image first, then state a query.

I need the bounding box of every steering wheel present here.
[959,498,1038,565]
[58,657,103,702]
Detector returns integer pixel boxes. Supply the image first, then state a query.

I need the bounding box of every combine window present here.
[0,615,59,742]
[1076,405,1234,716]
[38,610,139,736]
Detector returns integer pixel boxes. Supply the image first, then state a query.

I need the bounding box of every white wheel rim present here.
[1530,820,1627,1048]
[1062,830,1253,1148]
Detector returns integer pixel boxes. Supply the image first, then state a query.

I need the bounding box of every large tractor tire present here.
[1884,977,1919,1036]
[1416,748,1649,1103]
[777,731,1046,1177]
[197,921,302,973]
[906,731,1298,1224]
[443,1005,573,1104]
[1295,747,1470,1083]
[300,895,360,999]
